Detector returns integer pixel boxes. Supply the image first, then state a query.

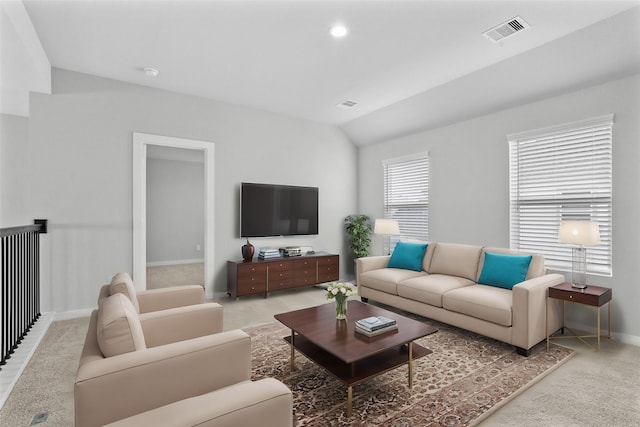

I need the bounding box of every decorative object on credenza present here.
[326,282,353,320]
[374,218,400,255]
[258,247,280,260]
[241,238,255,262]
[558,220,601,289]
[344,214,372,259]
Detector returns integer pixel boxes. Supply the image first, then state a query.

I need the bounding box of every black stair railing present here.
[0,219,47,370]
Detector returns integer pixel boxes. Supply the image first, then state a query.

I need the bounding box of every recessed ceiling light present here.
[330,24,348,38]
[143,67,159,77]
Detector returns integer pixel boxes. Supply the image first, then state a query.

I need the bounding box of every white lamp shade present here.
[558,221,601,245]
[374,218,400,235]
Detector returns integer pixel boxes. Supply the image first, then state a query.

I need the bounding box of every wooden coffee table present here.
[274,300,437,416]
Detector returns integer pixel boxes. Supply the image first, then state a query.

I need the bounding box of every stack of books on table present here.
[355,316,397,337]
[258,247,280,260]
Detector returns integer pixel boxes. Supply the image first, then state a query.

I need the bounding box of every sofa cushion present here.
[428,243,483,281]
[443,285,513,327]
[397,274,474,307]
[359,269,427,295]
[387,241,428,271]
[478,252,532,290]
[482,247,544,279]
[97,293,146,357]
[110,272,140,313]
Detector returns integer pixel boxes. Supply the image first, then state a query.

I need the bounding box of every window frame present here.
[508,114,613,277]
[382,152,429,251]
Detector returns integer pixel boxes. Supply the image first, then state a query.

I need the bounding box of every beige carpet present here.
[0,317,88,426]
[2,284,639,426]
[248,320,574,426]
[146,262,204,289]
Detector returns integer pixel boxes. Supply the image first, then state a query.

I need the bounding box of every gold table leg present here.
[408,342,413,389]
[597,306,601,351]
[347,386,352,417]
[546,296,550,352]
[290,329,295,371]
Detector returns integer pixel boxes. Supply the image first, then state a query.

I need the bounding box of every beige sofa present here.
[356,242,565,356]
[75,274,292,427]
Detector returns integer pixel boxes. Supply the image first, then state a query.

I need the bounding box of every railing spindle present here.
[0,220,47,369]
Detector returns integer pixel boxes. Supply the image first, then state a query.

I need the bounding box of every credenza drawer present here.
[317,256,339,267]
[237,281,267,295]
[269,269,293,281]
[269,279,296,290]
[236,263,268,278]
[292,259,315,270]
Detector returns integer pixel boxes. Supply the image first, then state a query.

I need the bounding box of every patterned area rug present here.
[246,317,574,427]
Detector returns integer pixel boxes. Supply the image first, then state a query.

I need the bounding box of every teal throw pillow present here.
[478,252,533,290]
[387,241,428,272]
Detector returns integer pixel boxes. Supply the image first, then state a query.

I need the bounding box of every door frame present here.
[132,132,215,298]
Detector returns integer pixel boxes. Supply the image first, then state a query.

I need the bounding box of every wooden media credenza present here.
[227,252,339,298]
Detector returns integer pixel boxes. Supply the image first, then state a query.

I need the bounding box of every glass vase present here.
[335,297,348,320]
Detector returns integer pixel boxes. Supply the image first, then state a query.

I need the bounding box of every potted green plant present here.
[344,214,372,258]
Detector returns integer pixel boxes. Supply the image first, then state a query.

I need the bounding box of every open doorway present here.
[132,133,215,299]
[146,145,204,289]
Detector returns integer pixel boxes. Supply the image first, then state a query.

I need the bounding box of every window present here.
[383,152,429,250]
[509,115,613,276]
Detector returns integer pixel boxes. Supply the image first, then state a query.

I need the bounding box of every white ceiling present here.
[9,0,640,145]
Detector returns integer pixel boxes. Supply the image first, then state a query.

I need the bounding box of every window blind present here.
[508,114,613,276]
[383,152,429,249]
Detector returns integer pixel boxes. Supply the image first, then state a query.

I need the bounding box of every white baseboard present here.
[54,308,94,321]
[146,259,204,267]
[566,321,640,347]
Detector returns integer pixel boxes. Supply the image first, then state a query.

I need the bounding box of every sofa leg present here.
[360,297,368,303]
[515,347,531,357]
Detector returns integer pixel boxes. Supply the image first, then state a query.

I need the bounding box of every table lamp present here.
[374,219,400,255]
[558,221,601,289]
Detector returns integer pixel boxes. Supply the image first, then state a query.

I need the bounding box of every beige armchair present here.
[75,293,292,427]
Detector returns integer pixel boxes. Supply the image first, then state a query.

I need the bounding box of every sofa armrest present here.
[512,273,565,350]
[139,303,224,348]
[137,285,204,313]
[75,329,251,427]
[104,378,293,427]
[356,256,390,284]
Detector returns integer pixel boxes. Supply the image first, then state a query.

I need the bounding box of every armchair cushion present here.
[103,378,293,427]
[136,285,204,313]
[110,272,140,313]
[140,303,224,348]
[97,293,146,357]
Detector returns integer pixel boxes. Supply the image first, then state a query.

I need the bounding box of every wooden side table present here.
[546,282,612,351]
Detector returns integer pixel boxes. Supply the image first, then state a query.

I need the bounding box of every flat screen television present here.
[240,182,319,238]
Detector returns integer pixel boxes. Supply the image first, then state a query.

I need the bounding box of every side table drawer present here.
[549,286,612,306]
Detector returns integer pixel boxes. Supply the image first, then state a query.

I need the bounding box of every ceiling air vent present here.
[337,99,358,109]
[483,16,530,43]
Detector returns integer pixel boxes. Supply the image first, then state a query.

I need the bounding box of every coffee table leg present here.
[290,329,295,371]
[347,386,352,417]
[408,342,413,389]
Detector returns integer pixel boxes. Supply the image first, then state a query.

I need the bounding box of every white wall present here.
[146,156,204,264]
[0,113,29,226]
[359,73,640,344]
[11,68,357,312]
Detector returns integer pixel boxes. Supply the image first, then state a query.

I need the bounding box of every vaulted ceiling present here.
[4,1,640,145]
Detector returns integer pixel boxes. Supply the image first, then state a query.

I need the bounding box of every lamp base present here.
[571,282,588,289]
